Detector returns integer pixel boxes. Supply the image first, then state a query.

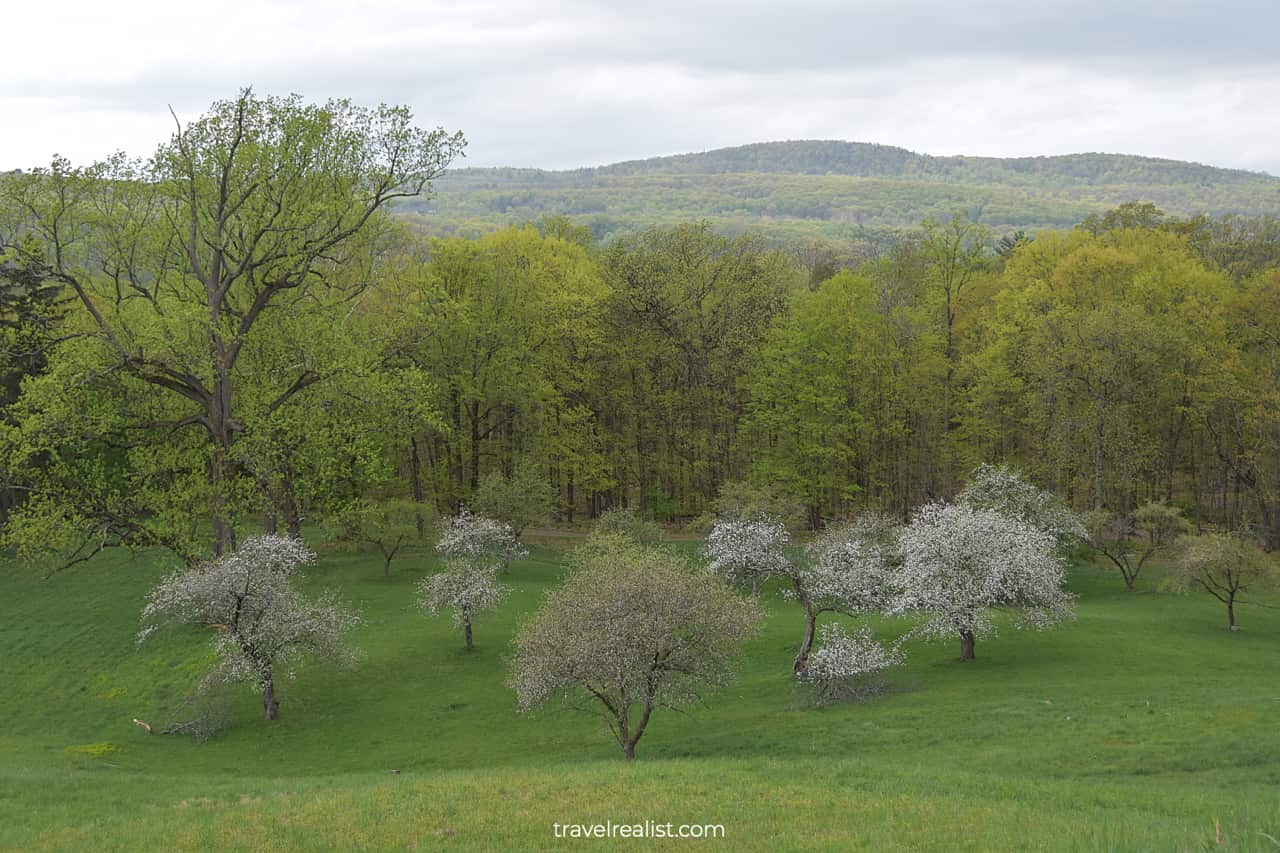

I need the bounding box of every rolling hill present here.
[395,140,1280,242]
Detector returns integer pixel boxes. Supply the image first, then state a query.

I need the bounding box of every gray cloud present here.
[2,0,1278,175]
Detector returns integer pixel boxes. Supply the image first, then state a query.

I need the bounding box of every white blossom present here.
[957,464,1085,546]
[891,502,1074,659]
[138,535,361,721]
[799,624,904,703]
[437,508,527,567]
[704,516,791,591]
[418,558,509,629]
[797,515,901,613]
[420,511,518,649]
[509,537,762,760]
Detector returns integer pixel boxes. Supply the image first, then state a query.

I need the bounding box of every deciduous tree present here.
[138,535,360,721]
[509,536,761,760]
[892,502,1073,661]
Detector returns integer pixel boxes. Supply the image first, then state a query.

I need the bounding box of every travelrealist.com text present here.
[552,821,726,839]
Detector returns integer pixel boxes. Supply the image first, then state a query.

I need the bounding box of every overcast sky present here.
[3,0,1278,175]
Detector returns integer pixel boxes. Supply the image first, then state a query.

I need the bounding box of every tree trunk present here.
[262,676,280,720]
[463,611,473,652]
[1093,408,1106,510]
[793,607,814,676]
[409,435,427,536]
[959,629,975,661]
[1227,595,1237,630]
[264,513,278,535]
[383,552,393,578]
[468,401,481,492]
[622,740,636,761]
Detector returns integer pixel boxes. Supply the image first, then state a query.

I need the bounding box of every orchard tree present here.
[138,535,360,721]
[707,480,806,531]
[418,559,508,652]
[1163,532,1278,630]
[892,502,1074,661]
[704,516,791,594]
[787,516,900,674]
[1,89,464,563]
[332,498,427,577]
[509,536,761,760]
[419,510,523,649]
[592,506,663,545]
[437,508,527,570]
[1082,501,1186,591]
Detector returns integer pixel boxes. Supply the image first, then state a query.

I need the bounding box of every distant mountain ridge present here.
[583,140,1273,185]
[397,140,1280,242]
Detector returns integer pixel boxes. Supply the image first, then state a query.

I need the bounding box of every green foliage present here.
[471,465,556,537]
[693,479,807,532]
[327,498,429,576]
[397,142,1280,242]
[1162,531,1280,628]
[591,507,663,545]
[0,90,463,566]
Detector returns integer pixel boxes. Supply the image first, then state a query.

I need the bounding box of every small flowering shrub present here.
[798,624,904,705]
[592,506,663,545]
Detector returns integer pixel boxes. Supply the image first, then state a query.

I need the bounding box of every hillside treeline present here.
[6,192,1280,561]
[2,91,1280,566]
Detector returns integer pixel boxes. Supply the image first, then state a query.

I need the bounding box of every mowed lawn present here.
[1,541,1278,851]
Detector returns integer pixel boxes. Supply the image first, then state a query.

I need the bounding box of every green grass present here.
[1,542,1278,850]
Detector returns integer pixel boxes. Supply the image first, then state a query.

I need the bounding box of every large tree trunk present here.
[793,608,817,676]
[262,675,280,720]
[463,611,473,652]
[619,701,653,761]
[959,629,975,661]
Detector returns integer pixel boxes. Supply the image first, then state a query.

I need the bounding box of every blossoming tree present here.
[706,514,899,675]
[798,624,904,704]
[509,536,761,760]
[138,535,361,721]
[1163,532,1278,630]
[788,515,901,675]
[892,502,1074,661]
[418,510,524,650]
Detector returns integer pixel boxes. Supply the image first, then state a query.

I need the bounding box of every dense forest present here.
[399,140,1280,242]
[3,95,1280,570]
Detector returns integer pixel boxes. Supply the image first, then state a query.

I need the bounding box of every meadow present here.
[1,541,1278,851]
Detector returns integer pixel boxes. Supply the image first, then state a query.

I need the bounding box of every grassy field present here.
[1,540,1278,851]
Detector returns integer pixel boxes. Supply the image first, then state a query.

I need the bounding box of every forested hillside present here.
[396,140,1280,241]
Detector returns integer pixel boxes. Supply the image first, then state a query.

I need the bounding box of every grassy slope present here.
[1,544,1278,851]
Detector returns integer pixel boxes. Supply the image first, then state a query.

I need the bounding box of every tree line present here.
[3,92,1280,571]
